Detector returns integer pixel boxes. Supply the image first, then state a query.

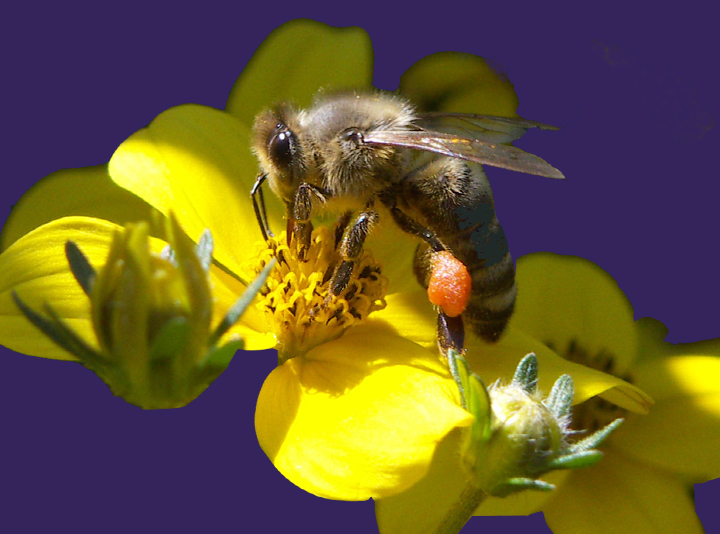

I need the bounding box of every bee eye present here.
[268,126,295,169]
[341,127,364,146]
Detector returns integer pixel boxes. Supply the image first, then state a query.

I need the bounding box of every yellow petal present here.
[1,165,160,252]
[399,52,519,117]
[513,253,638,373]
[226,19,373,127]
[466,326,652,414]
[612,356,720,479]
[376,429,568,534]
[255,325,473,500]
[108,104,283,281]
[365,207,422,295]
[0,217,117,359]
[375,429,471,534]
[544,450,704,534]
[369,291,437,350]
[373,290,651,413]
[636,316,720,360]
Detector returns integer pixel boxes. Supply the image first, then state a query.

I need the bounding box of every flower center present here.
[251,226,387,362]
[549,339,634,438]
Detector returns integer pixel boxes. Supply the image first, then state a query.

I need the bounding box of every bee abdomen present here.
[463,275,517,342]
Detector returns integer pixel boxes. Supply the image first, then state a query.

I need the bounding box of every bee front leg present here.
[291,182,328,260]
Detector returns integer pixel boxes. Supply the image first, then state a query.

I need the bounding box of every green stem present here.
[432,481,487,534]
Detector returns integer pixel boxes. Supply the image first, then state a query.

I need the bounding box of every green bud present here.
[13,213,274,409]
[449,351,622,498]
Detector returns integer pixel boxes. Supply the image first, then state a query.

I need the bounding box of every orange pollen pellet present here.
[427,251,472,317]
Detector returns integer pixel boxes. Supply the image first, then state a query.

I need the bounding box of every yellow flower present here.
[0,19,649,508]
[377,253,718,534]
[0,20,462,501]
[527,257,720,534]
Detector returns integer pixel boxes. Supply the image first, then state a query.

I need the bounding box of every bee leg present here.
[437,312,465,358]
[333,211,353,248]
[388,205,472,355]
[324,207,379,305]
[251,173,273,240]
[387,206,447,253]
[291,182,328,260]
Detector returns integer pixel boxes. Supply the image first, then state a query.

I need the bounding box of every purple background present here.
[1,2,718,533]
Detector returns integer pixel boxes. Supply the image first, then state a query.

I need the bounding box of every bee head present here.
[251,106,305,203]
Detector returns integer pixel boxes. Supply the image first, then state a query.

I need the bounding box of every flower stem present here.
[432,481,487,534]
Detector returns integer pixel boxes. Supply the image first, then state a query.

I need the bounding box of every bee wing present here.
[363,128,565,179]
[414,112,560,144]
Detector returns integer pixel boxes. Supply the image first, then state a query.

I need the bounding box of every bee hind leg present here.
[438,312,465,358]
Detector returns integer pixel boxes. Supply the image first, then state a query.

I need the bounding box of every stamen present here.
[250,226,387,362]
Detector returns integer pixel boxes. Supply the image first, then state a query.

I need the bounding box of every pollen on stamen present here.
[249,225,387,361]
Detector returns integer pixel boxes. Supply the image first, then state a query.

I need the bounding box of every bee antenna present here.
[251,173,274,240]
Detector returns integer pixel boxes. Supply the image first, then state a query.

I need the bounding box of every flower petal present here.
[226,19,373,127]
[376,429,568,534]
[544,450,704,534]
[373,290,651,413]
[108,104,282,281]
[255,324,473,500]
[1,165,159,251]
[399,52,519,116]
[613,355,720,479]
[513,253,638,373]
[465,326,652,414]
[0,217,117,359]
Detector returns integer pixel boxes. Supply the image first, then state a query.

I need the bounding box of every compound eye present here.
[268,125,295,169]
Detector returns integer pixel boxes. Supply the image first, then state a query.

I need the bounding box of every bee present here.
[251,90,563,350]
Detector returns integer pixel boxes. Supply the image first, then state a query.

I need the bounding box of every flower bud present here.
[450,351,622,497]
[13,214,273,409]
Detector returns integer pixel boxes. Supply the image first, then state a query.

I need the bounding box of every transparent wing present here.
[414,112,560,145]
[363,124,565,179]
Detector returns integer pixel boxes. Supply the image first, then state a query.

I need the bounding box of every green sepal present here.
[569,418,624,453]
[544,373,574,420]
[447,348,468,409]
[12,291,104,365]
[547,450,604,470]
[201,338,244,370]
[492,477,555,497]
[210,258,276,346]
[195,229,214,272]
[149,316,192,361]
[65,240,96,297]
[511,352,538,394]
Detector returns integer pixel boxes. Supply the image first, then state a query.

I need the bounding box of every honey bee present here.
[251,90,563,350]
